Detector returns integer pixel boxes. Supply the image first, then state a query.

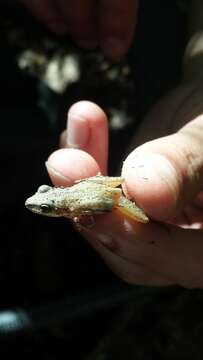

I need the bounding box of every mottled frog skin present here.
[25,175,149,224]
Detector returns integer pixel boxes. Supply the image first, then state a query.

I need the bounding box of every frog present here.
[25,175,149,225]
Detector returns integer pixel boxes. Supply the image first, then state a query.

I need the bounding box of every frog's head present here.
[25,185,66,217]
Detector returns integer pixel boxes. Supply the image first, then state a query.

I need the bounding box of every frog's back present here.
[76,175,123,188]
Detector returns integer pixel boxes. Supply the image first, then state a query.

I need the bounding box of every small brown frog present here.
[25,175,149,224]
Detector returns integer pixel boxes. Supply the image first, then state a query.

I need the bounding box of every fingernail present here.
[102,38,125,60]
[45,161,72,184]
[67,114,90,149]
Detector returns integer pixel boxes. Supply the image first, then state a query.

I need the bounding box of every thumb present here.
[122,117,203,221]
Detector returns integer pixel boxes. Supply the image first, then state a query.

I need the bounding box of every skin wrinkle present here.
[67,114,90,149]
[124,217,162,246]
[96,233,117,252]
[176,131,203,187]
[186,151,201,183]
[110,241,176,285]
[45,162,73,182]
[84,226,175,285]
[168,227,203,288]
[89,215,176,281]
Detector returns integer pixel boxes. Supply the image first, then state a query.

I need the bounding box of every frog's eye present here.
[40,204,52,212]
[38,185,51,193]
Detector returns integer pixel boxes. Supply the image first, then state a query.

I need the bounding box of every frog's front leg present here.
[72,213,96,229]
[71,196,114,228]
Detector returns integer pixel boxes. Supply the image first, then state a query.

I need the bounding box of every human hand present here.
[46,92,203,288]
[19,0,138,60]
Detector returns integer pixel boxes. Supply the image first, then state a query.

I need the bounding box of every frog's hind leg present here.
[116,196,149,223]
[80,197,115,213]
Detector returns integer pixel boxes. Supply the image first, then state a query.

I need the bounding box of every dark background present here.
[1,1,202,359]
